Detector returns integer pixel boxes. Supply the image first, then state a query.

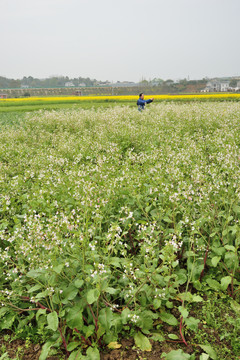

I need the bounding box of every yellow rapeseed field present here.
[1,93,240,103]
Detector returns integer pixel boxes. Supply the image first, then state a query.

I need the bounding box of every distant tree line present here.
[139,78,207,86]
[0,76,98,89]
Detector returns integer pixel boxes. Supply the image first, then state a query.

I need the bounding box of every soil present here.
[0,336,59,360]
[0,324,237,360]
[0,331,195,360]
[0,335,184,360]
[100,337,183,360]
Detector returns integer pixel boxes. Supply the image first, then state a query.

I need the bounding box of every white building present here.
[220,81,230,92]
[65,82,75,87]
[203,80,230,92]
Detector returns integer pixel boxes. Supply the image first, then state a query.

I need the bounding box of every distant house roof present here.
[65,82,75,87]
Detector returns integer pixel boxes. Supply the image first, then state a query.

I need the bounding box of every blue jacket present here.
[137,98,153,111]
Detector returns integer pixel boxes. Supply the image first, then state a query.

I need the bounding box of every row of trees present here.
[0,76,98,89]
[139,78,208,86]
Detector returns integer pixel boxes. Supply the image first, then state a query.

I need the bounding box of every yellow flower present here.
[1,93,240,103]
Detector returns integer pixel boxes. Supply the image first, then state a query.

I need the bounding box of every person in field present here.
[137,93,154,111]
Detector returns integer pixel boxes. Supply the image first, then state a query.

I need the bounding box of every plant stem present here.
[180,316,188,347]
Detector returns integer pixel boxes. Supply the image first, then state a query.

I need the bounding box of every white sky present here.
[1,0,240,82]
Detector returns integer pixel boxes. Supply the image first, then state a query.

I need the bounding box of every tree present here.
[9,79,21,88]
[139,79,149,86]
[229,79,237,87]
[151,78,164,85]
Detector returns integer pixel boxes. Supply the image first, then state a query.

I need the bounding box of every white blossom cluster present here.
[128,313,140,323]
[90,263,107,278]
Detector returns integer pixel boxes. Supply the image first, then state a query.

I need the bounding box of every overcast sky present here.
[1,0,239,82]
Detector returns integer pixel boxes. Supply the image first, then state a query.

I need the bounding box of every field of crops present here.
[1,93,240,112]
[0,102,240,360]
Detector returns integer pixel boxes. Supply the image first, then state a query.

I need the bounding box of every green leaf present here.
[185,317,200,332]
[105,287,118,295]
[145,205,151,213]
[26,269,44,279]
[230,299,240,315]
[198,345,217,359]
[97,323,105,339]
[109,257,121,267]
[121,308,131,324]
[68,350,84,360]
[150,208,158,217]
[0,353,10,360]
[224,245,235,252]
[206,278,220,290]
[36,308,46,322]
[224,252,238,270]
[211,256,221,267]
[222,229,228,236]
[212,246,225,256]
[178,306,189,319]
[47,311,58,332]
[200,354,209,360]
[166,301,173,309]
[35,290,48,300]
[53,264,64,274]
[233,205,240,214]
[138,311,154,332]
[178,292,193,302]
[221,276,232,290]
[87,288,100,304]
[0,313,16,330]
[66,307,83,330]
[62,285,79,304]
[168,334,179,340]
[28,284,42,293]
[134,332,152,351]
[161,349,191,359]
[160,312,178,326]
[98,308,113,331]
[153,298,161,309]
[0,308,8,319]
[151,333,165,342]
[163,216,172,223]
[67,341,80,351]
[192,295,203,302]
[86,346,100,360]
[39,341,55,360]
[74,279,84,288]
[84,324,95,338]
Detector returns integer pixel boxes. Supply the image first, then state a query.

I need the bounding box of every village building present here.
[203,80,230,92]
[65,82,75,87]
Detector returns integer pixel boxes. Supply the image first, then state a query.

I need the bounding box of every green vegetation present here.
[0,101,134,113]
[0,75,97,89]
[0,103,239,359]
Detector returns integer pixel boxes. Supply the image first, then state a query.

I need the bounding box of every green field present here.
[0,101,134,113]
[0,102,240,360]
